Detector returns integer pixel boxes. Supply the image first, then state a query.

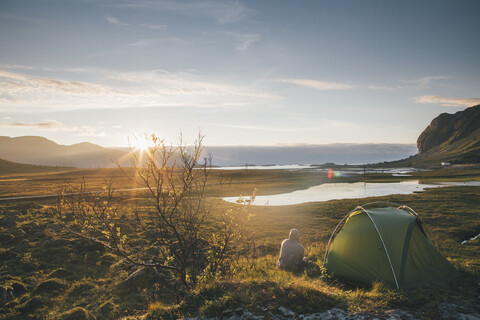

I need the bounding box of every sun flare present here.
[131,137,151,151]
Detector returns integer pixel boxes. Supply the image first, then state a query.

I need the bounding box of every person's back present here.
[277,229,304,271]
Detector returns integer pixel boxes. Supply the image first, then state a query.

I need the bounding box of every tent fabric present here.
[324,205,456,289]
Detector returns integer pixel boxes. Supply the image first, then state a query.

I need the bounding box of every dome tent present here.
[323,202,456,289]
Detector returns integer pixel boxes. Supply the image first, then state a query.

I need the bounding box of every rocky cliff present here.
[416,104,480,163]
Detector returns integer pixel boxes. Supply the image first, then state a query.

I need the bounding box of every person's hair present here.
[289,229,300,242]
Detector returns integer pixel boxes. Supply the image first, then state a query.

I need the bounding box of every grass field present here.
[0,166,479,319]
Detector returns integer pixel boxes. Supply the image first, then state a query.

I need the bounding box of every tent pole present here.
[358,206,401,290]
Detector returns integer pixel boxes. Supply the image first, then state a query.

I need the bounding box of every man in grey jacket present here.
[277,229,305,271]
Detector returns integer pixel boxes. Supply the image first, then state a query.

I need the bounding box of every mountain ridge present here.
[0,136,417,168]
[414,104,480,164]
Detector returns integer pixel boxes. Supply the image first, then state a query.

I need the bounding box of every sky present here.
[0,0,479,147]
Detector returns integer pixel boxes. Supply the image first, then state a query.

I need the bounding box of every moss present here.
[11,282,28,296]
[18,295,46,313]
[33,278,67,295]
[96,300,120,319]
[60,307,96,320]
[48,268,74,279]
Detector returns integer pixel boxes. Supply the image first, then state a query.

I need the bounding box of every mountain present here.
[415,104,480,164]
[0,136,128,168]
[0,136,418,168]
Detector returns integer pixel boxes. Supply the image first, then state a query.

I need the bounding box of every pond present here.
[223,180,480,206]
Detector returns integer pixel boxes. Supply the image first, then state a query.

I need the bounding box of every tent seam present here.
[358,206,400,289]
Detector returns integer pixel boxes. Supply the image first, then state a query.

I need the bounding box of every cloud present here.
[0,68,280,112]
[0,118,111,136]
[277,78,355,90]
[105,15,129,27]
[367,85,395,91]
[402,76,448,89]
[75,126,107,137]
[0,120,63,129]
[414,95,480,107]
[128,37,192,46]
[113,0,254,24]
[128,38,157,47]
[139,23,167,30]
[367,75,449,91]
[209,120,359,132]
[222,32,260,50]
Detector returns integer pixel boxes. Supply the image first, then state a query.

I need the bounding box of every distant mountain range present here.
[2,105,478,169]
[204,144,417,166]
[0,136,417,168]
[0,136,128,168]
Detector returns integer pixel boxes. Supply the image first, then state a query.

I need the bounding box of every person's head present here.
[289,229,300,242]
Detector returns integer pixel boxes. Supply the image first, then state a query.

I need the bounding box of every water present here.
[213,165,427,176]
[223,180,480,206]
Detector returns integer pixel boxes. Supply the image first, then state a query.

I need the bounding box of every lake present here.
[223,180,480,206]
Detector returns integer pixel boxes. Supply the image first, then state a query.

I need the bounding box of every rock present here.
[184,307,423,320]
[278,306,295,316]
[438,302,480,320]
[61,307,96,320]
[416,104,480,163]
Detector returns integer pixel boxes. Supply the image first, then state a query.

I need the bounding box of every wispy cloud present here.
[367,85,395,91]
[113,0,254,24]
[0,120,63,129]
[414,95,480,107]
[402,76,448,89]
[127,38,157,47]
[210,120,359,132]
[222,31,260,50]
[105,15,129,27]
[0,67,280,112]
[139,23,167,30]
[0,119,110,136]
[368,76,449,91]
[277,78,355,90]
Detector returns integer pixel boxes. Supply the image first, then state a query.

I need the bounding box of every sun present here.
[131,137,151,152]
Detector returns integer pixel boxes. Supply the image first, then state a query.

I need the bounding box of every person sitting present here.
[277,229,305,271]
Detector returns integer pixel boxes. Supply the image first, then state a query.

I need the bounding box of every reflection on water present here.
[213,165,427,176]
[223,180,480,206]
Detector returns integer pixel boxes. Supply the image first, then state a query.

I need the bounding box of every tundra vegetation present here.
[0,139,479,319]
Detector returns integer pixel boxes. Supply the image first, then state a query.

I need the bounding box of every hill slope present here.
[415,104,480,164]
[0,158,74,175]
[0,136,128,168]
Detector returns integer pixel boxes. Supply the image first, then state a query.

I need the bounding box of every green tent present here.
[323,202,456,289]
